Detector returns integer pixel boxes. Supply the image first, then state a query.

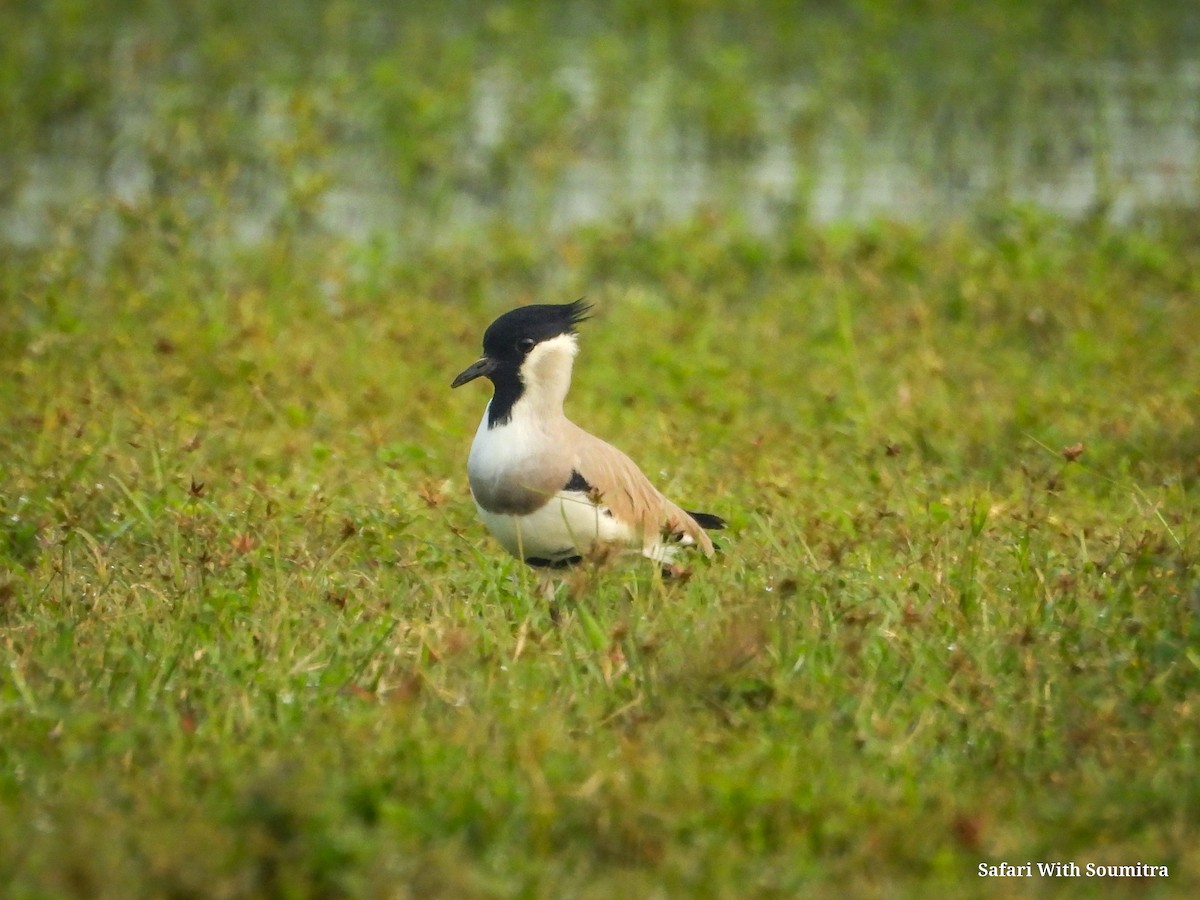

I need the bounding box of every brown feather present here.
[564,421,715,556]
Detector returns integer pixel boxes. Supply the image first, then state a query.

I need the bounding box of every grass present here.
[3,1,1198,241]
[2,207,1198,897]
[3,2,1200,896]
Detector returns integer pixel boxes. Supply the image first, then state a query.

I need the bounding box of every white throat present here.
[515,332,578,420]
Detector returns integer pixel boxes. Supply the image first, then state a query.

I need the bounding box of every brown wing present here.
[567,422,715,556]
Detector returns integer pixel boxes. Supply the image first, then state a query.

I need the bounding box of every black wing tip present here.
[688,511,726,531]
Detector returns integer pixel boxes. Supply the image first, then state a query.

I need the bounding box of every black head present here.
[451,299,591,390]
[481,299,591,366]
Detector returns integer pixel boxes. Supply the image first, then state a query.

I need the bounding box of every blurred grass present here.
[3,0,1198,245]
[3,207,1199,896]
[3,1,1200,897]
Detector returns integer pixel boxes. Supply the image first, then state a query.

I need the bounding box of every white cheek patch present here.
[521,334,578,390]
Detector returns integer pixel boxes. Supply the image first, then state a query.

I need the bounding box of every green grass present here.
[2,208,1198,896]
[3,0,1197,240]
[3,2,1200,896]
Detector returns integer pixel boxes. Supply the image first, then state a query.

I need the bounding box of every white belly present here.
[476,490,635,562]
[465,401,676,564]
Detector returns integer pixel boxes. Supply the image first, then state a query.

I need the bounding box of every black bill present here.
[451,357,497,388]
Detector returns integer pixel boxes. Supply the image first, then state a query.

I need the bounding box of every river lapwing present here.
[451,300,724,569]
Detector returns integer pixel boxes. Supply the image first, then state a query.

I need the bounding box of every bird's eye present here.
[517,338,535,354]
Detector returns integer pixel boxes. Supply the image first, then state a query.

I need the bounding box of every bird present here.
[451,300,725,570]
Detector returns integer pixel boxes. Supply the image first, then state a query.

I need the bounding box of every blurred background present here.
[3,0,1198,264]
[2,8,1199,894]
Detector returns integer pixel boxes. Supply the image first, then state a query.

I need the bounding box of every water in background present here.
[2,5,1198,256]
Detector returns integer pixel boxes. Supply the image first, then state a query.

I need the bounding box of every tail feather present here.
[686,511,726,531]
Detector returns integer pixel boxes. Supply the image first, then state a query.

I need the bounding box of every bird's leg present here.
[537,573,568,624]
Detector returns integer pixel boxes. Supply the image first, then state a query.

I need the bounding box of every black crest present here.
[481,299,591,360]
[455,299,591,428]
